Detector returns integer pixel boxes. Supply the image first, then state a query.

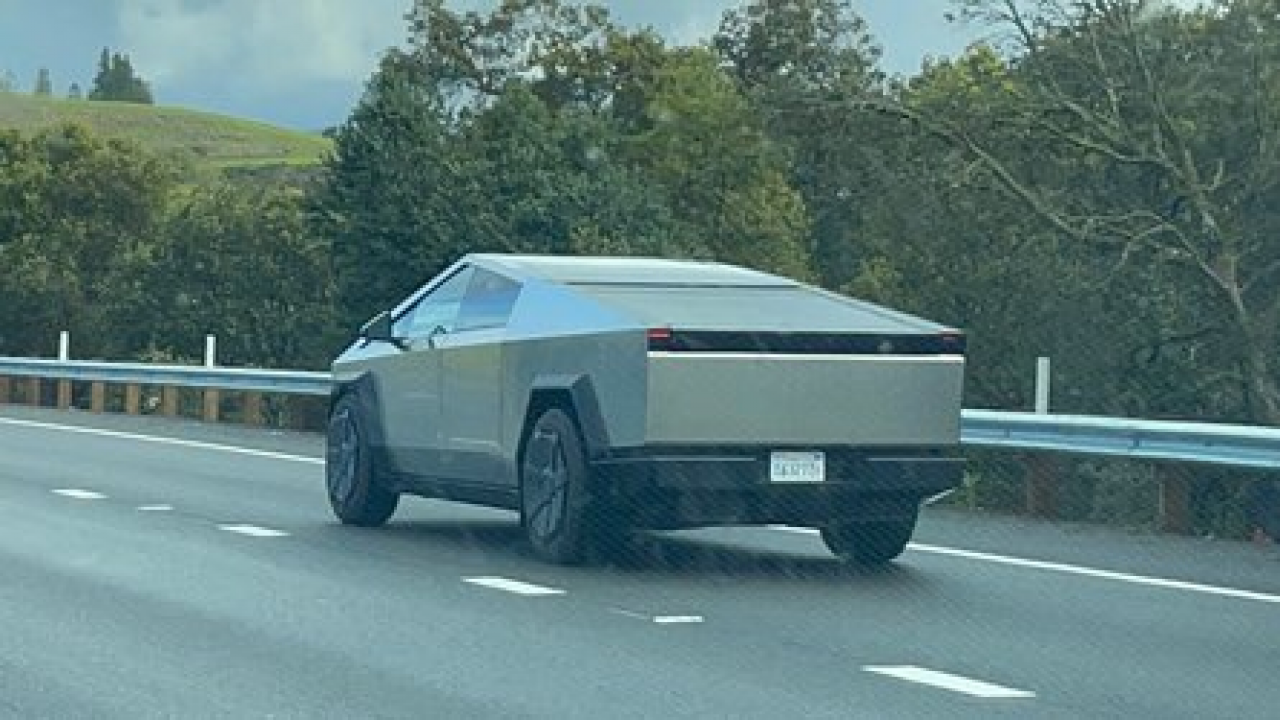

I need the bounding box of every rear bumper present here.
[591,447,963,529]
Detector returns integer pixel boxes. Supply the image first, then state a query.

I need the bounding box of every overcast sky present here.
[0,1,981,130]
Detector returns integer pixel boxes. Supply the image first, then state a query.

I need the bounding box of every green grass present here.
[0,92,332,167]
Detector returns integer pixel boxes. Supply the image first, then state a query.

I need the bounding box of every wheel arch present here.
[330,371,392,475]
[519,374,610,463]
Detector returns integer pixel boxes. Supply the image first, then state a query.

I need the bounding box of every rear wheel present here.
[821,511,918,565]
[519,408,608,565]
[326,395,399,527]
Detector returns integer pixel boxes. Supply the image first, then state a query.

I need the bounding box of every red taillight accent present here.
[647,327,673,350]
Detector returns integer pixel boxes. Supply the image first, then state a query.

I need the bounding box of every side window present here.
[456,269,522,331]
[394,266,475,338]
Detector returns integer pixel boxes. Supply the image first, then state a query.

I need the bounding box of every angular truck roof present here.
[466,253,957,335]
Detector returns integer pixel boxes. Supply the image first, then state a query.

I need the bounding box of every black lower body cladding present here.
[590,447,962,530]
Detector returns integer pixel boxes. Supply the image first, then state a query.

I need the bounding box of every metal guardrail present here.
[0,357,329,396]
[3,356,1280,470]
[961,409,1280,470]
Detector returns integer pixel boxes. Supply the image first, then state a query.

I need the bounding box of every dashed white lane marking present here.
[772,526,1280,606]
[137,505,174,512]
[863,666,1035,699]
[52,488,107,500]
[219,524,290,538]
[464,577,565,596]
[654,615,705,624]
[0,417,322,465]
[611,609,705,624]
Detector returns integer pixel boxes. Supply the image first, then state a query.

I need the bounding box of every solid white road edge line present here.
[772,525,1280,605]
[0,416,322,465]
[464,577,566,596]
[863,665,1035,699]
[52,488,107,500]
[219,524,290,538]
[909,542,1280,605]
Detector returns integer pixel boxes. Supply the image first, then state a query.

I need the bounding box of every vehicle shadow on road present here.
[598,535,926,586]
[372,518,927,586]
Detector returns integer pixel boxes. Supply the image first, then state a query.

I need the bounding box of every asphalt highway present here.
[1,405,1277,719]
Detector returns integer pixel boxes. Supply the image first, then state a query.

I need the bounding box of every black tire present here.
[326,394,399,527]
[821,511,918,565]
[519,408,603,565]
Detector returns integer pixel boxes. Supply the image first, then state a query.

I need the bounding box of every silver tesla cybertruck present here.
[327,254,966,565]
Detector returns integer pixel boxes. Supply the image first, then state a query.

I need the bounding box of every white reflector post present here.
[1035,356,1051,414]
[205,334,217,368]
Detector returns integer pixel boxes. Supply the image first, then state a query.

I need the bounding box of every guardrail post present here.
[0,376,10,404]
[124,384,142,415]
[243,392,264,426]
[1023,358,1059,518]
[56,331,72,410]
[1025,454,1058,519]
[203,389,221,423]
[161,387,179,417]
[90,382,106,412]
[27,377,41,407]
[1157,465,1192,534]
[202,335,221,423]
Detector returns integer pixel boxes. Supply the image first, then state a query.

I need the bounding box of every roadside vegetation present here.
[2,0,1276,535]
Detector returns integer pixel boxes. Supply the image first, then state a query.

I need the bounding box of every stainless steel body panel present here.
[377,338,445,476]
[498,280,648,471]
[644,353,965,446]
[436,327,506,481]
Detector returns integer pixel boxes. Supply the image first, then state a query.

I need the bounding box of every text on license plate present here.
[769,451,826,483]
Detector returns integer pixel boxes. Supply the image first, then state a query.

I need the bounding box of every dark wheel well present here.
[519,390,579,462]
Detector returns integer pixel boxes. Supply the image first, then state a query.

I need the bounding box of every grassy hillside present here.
[0,93,331,169]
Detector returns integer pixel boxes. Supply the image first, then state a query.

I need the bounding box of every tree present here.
[89,48,154,104]
[714,0,881,92]
[0,69,17,92]
[625,49,813,278]
[316,50,468,332]
[68,83,83,100]
[452,83,697,259]
[139,183,340,369]
[863,0,1280,424]
[0,124,177,357]
[33,68,52,96]
[714,0,886,289]
[406,0,618,107]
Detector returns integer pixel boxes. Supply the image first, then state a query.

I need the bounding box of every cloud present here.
[115,0,410,88]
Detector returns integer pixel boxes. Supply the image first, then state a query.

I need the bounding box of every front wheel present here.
[326,395,399,527]
[821,511,918,565]
[519,408,601,565]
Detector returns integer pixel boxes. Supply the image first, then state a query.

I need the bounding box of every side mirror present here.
[359,311,407,350]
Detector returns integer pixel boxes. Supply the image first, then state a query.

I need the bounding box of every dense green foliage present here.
[3,0,1278,533]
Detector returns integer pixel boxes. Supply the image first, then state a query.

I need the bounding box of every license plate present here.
[769,451,825,483]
